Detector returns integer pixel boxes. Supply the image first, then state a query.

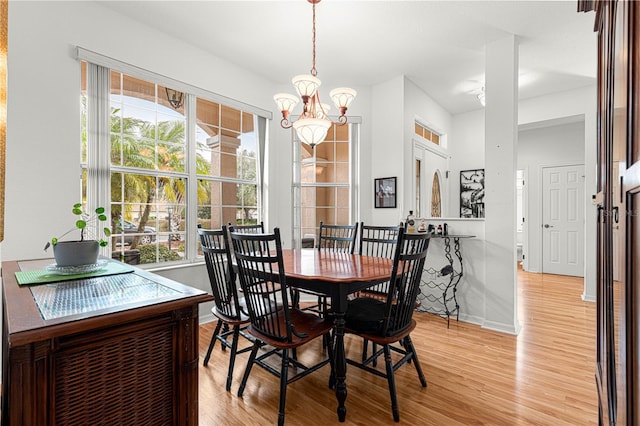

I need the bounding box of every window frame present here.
[79,48,271,266]
[292,119,360,248]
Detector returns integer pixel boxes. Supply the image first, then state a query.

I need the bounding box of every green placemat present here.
[15,261,135,286]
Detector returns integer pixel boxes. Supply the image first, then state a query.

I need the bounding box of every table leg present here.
[333,311,347,422]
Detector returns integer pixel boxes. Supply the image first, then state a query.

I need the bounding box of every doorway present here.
[541,164,585,276]
[516,169,525,267]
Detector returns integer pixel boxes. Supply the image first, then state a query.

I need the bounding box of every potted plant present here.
[44,203,111,267]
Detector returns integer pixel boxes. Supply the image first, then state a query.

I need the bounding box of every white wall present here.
[369,76,454,227]
[517,120,585,273]
[369,76,405,225]
[403,77,453,217]
[450,109,486,216]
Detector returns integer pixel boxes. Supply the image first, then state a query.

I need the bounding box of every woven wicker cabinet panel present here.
[54,324,174,425]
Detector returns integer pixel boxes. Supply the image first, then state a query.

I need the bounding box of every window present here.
[80,56,267,265]
[414,121,440,145]
[195,98,259,233]
[293,122,358,248]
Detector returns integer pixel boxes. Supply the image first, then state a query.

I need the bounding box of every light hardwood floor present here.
[198,269,597,425]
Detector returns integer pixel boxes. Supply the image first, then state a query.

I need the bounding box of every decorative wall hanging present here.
[375,177,397,208]
[460,169,485,218]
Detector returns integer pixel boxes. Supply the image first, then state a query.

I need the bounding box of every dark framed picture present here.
[375,177,397,208]
[460,169,485,218]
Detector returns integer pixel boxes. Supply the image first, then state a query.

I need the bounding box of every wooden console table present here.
[1,259,212,425]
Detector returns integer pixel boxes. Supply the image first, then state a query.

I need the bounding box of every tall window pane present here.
[195,97,259,236]
[295,123,355,247]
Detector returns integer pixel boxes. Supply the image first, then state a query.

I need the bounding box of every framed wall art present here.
[460,169,485,218]
[374,177,397,208]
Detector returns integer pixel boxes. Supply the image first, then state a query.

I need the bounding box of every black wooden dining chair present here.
[228,221,264,234]
[198,225,254,392]
[344,228,431,422]
[356,222,403,364]
[318,221,358,253]
[231,227,335,426]
[301,221,359,317]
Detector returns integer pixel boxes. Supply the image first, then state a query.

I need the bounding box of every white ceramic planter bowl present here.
[53,240,100,267]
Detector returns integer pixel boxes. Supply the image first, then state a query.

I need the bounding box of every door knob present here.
[544,224,554,228]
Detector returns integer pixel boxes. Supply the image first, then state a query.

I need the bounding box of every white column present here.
[483,35,521,334]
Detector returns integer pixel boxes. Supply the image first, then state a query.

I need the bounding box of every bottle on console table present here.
[406,210,415,233]
[443,223,449,235]
[437,224,443,235]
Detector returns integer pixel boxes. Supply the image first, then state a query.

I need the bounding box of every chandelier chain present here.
[311,1,317,76]
[272,0,356,147]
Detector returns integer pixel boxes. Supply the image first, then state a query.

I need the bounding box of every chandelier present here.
[273,0,357,148]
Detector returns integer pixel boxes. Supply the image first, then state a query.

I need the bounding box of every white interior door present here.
[542,165,585,276]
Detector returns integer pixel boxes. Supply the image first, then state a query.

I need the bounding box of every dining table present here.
[279,248,394,422]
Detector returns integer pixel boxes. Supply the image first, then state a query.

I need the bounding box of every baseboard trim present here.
[482,319,522,335]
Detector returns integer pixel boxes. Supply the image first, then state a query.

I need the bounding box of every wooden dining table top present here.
[280,248,394,284]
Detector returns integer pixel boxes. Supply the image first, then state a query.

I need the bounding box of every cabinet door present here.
[624,2,640,420]
[595,2,615,423]
[610,1,629,424]
[595,1,639,424]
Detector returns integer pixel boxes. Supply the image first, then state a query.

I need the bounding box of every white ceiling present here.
[98,0,598,115]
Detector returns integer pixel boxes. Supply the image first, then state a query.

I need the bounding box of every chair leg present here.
[237,341,260,397]
[362,338,369,363]
[383,345,400,422]
[225,326,241,392]
[278,349,290,426]
[221,323,230,351]
[404,335,427,387]
[203,320,223,366]
[372,343,379,367]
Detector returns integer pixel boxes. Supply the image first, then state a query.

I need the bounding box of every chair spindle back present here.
[230,228,294,342]
[383,229,431,336]
[198,226,242,320]
[318,221,358,254]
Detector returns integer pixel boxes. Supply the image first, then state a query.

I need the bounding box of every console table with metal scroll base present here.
[416,234,474,327]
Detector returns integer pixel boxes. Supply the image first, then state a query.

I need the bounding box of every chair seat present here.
[248,308,334,349]
[213,293,285,322]
[212,302,250,325]
[345,297,416,341]
[345,297,386,334]
[347,319,417,345]
[352,288,421,309]
[356,289,386,302]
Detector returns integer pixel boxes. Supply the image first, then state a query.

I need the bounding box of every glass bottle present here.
[406,210,415,233]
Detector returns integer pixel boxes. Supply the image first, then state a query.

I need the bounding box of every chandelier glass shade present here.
[273,0,356,148]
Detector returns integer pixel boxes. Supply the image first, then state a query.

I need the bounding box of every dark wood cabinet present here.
[583,0,640,424]
[1,259,212,425]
